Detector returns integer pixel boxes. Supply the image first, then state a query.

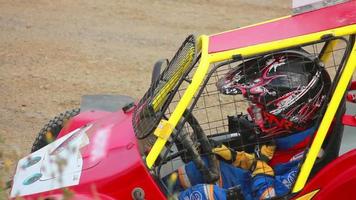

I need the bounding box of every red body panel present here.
[295,149,356,199]
[57,110,112,139]
[19,110,166,200]
[208,0,356,53]
[343,114,356,127]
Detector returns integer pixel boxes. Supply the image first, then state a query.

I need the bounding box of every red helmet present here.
[217,50,331,138]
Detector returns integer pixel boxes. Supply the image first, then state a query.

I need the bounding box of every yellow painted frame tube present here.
[146,35,211,168]
[320,40,339,63]
[292,38,356,192]
[146,25,356,190]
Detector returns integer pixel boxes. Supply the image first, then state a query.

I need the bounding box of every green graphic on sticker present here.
[23,173,42,185]
[21,156,42,169]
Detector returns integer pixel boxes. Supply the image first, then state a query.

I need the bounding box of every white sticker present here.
[292,0,350,14]
[293,0,322,8]
[10,124,92,198]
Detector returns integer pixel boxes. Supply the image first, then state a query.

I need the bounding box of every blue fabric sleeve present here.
[252,174,290,200]
[275,165,299,191]
[273,160,300,175]
[275,127,315,150]
[163,157,254,200]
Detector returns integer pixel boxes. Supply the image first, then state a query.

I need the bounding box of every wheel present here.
[31,108,80,152]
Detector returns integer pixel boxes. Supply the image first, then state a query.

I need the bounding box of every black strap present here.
[226,185,244,200]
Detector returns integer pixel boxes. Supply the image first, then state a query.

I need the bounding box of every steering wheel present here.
[135,103,219,183]
[173,110,220,184]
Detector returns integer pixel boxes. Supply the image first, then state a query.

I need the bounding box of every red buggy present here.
[9,1,356,199]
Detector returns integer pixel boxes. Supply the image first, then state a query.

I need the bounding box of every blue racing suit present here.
[171,159,299,200]
[168,127,315,200]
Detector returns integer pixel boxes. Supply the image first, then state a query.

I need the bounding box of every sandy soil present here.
[0,0,289,198]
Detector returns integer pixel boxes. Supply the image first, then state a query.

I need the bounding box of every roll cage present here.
[134,1,356,198]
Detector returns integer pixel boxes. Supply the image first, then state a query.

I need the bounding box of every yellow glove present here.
[251,143,275,177]
[212,144,255,170]
[252,160,274,177]
[212,143,276,176]
[259,144,276,162]
[212,144,233,161]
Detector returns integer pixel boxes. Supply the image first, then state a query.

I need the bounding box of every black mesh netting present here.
[154,37,352,199]
[133,35,196,139]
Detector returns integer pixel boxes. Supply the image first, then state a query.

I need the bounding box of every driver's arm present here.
[213,144,278,199]
[212,144,276,176]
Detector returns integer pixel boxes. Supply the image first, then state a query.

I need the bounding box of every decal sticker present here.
[10,124,92,198]
[190,191,203,200]
[263,112,304,132]
[282,170,297,189]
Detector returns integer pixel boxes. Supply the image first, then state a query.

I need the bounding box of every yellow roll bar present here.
[292,38,356,192]
[145,20,356,194]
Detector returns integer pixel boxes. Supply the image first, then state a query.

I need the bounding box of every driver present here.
[165,50,331,200]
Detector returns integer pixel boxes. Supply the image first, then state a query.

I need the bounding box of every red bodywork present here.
[344,81,356,127]
[293,81,356,199]
[295,150,356,199]
[19,110,166,200]
[15,106,356,200]
[12,1,356,198]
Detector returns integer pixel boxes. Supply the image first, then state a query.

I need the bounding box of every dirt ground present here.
[0,0,289,198]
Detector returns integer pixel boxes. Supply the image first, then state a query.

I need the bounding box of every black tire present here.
[31,108,80,153]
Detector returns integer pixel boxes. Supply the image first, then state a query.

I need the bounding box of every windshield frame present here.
[133,35,198,141]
